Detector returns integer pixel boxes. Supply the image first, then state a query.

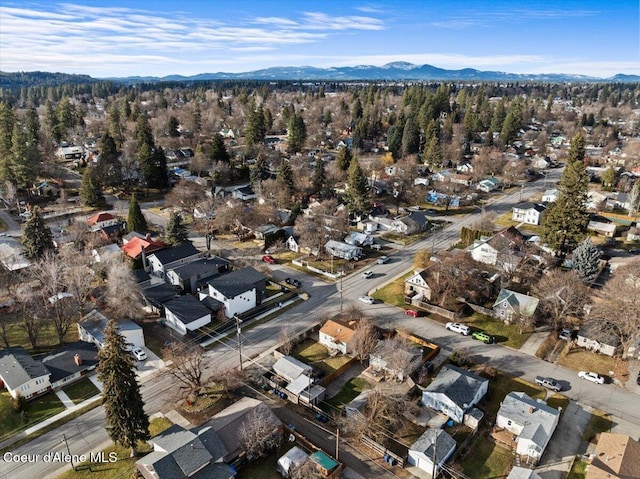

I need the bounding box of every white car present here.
[359,295,375,304]
[376,256,390,264]
[362,270,373,278]
[132,347,147,361]
[578,371,605,384]
[445,322,471,336]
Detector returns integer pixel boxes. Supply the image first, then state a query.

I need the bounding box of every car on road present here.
[376,256,390,264]
[362,270,373,278]
[446,322,471,336]
[472,331,495,344]
[404,309,421,317]
[559,328,575,341]
[262,255,275,264]
[132,347,147,361]
[285,278,301,288]
[535,376,562,392]
[578,371,605,384]
[359,295,375,304]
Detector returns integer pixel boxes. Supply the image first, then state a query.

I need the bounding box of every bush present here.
[12,394,27,413]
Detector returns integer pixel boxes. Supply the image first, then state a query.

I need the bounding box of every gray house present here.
[147,243,200,279]
[166,257,229,293]
[0,347,51,400]
[324,240,363,260]
[576,320,621,357]
[163,295,213,336]
[408,428,457,476]
[493,289,540,324]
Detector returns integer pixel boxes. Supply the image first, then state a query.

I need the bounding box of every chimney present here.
[74,354,82,366]
[529,406,535,414]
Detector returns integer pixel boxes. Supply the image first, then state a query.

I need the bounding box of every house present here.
[477,176,502,192]
[468,227,525,271]
[586,191,608,211]
[493,289,540,324]
[285,374,326,406]
[369,340,422,381]
[202,266,267,318]
[272,355,313,383]
[456,161,474,174]
[140,282,178,313]
[121,235,167,260]
[588,220,617,238]
[285,235,300,253]
[512,203,546,225]
[91,243,122,263]
[587,433,640,479]
[57,145,84,161]
[345,389,374,418]
[163,295,212,336]
[136,423,235,479]
[253,224,280,240]
[628,225,640,241]
[496,392,560,463]
[232,185,256,202]
[87,212,120,231]
[0,347,51,400]
[319,319,356,355]
[407,428,457,476]
[206,397,282,463]
[450,173,473,186]
[405,269,433,302]
[166,257,229,294]
[507,467,543,479]
[324,240,362,260]
[0,237,31,271]
[432,170,453,182]
[41,342,99,389]
[344,231,374,247]
[393,211,429,235]
[277,446,309,478]
[78,309,145,349]
[147,243,200,279]
[32,180,60,197]
[542,189,559,203]
[576,320,621,357]
[421,365,489,423]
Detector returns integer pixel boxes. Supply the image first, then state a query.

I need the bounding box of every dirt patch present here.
[177,393,234,425]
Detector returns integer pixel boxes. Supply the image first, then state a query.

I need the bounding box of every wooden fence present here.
[360,435,405,467]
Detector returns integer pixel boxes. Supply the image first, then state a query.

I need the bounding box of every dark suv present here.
[285,278,301,288]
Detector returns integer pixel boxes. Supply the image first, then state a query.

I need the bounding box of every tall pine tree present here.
[287,113,307,153]
[127,195,147,233]
[80,168,106,207]
[313,157,327,195]
[97,320,149,457]
[336,146,353,171]
[572,238,601,283]
[165,211,189,246]
[344,159,370,218]
[22,206,54,260]
[541,133,589,255]
[209,133,230,163]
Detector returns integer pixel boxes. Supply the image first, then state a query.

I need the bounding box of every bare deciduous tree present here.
[163,341,207,394]
[290,459,323,479]
[351,318,378,361]
[238,405,282,459]
[534,270,588,329]
[105,259,143,319]
[211,367,246,394]
[279,326,295,355]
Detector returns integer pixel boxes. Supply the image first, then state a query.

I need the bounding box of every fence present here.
[360,435,405,467]
[406,298,460,320]
[320,357,357,387]
[292,257,346,280]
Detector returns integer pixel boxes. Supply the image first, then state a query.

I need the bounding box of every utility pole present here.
[235,315,243,370]
[62,434,76,471]
[431,432,438,478]
[339,272,344,312]
[335,428,340,461]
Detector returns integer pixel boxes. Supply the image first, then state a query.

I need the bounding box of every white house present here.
[392,211,429,235]
[163,295,212,336]
[344,231,374,247]
[272,355,312,383]
[0,347,51,400]
[78,309,145,349]
[576,321,621,357]
[202,266,267,318]
[86,212,121,232]
[587,220,617,238]
[285,236,300,253]
[407,428,457,476]
[467,227,525,271]
[507,467,543,479]
[496,392,560,463]
[404,269,433,302]
[318,319,356,355]
[324,240,363,260]
[277,446,309,478]
[477,177,502,192]
[542,189,559,203]
[421,365,489,423]
[512,203,546,225]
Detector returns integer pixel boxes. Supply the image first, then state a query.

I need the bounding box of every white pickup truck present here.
[535,376,562,392]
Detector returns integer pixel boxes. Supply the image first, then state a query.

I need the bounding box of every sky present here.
[0,0,638,78]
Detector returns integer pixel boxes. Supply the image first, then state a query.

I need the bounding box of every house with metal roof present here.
[421,365,488,423]
[493,288,540,324]
[78,309,145,349]
[0,347,51,400]
[496,392,560,463]
[202,266,267,318]
[272,355,313,383]
[163,295,212,336]
[408,428,456,476]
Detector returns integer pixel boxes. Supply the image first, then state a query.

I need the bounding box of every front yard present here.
[0,391,66,441]
[464,313,532,349]
[62,378,101,405]
[557,346,619,377]
[371,272,413,308]
[291,339,352,375]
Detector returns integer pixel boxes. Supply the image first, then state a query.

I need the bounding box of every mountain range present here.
[2,63,639,89]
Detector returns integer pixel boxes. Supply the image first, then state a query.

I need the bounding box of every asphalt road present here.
[4,168,640,479]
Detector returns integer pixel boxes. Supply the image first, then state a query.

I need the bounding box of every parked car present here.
[578,371,605,384]
[285,278,301,288]
[359,295,375,304]
[535,376,562,391]
[446,322,471,336]
[376,256,390,264]
[262,255,275,264]
[132,347,147,361]
[404,309,421,317]
[472,331,494,344]
[559,328,575,341]
[362,270,373,278]
[637,371,640,386]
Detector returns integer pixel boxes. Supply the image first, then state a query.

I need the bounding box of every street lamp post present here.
[235,315,243,370]
[62,433,76,471]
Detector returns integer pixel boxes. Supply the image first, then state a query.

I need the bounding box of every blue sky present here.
[0,0,638,78]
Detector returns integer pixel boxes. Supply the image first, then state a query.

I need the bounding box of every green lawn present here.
[56,417,173,479]
[460,436,515,479]
[546,393,570,415]
[582,408,612,443]
[290,339,351,375]
[482,371,546,418]
[464,313,532,349]
[324,377,372,409]
[3,319,79,354]
[567,459,588,479]
[62,378,101,405]
[371,272,413,308]
[0,391,66,441]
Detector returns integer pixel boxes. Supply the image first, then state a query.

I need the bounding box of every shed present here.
[277,446,309,477]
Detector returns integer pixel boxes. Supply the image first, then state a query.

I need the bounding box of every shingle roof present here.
[493,289,540,317]
[206,266,266,299]
[79,309,142,344]
[141,282,177,307]
[410,428,456,463]
[41,341,99,383]
[320,320,356,344]
[424,365,488,409]
[148,243,199,266]
[169,257,228,280]
[498,392,559,450]
[164,295,211,324]
[589,433,640,479]
[0,347,50,391]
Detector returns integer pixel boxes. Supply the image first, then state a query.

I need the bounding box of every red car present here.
[404,309,421,317]
[262,255,275,264]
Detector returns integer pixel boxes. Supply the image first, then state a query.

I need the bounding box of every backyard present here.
[324,377,372,410]
[236,442,297,479]
[481,371,546,418]
[0,391,66,441]
[459,436,515,479]
[291,339,352,376]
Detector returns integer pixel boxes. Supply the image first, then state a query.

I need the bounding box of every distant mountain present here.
[2,63,639,89]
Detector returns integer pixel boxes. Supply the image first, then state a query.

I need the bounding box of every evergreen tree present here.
[490,99,507,134]
[287,113,307,153]
[80,168,106,207]
[500,108,521,146]
[387,123,404,159]
[139,144,169,189]
[401,116,420,157]
[209,133,230,163]
[97,132,122,187]
[249,155,270,187]
[344,159,370,217]
[245,105,266,146]
[165,211,189,246]
[601,166,616,189]
[313,157,327,195]
[0,102,15,183]
[25,106,40,147]
[541,133,589,255]
[276,160,294,195]
[572,238,601,283]
[336,146,353,171]
[9,121,39,189]
[45,99,62,143]
[167,116,180,137]
[97,320,149,457]
[423,130,442,169]
[136,114,154,150]
[22,206,54,260]
[127,195,147,233]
